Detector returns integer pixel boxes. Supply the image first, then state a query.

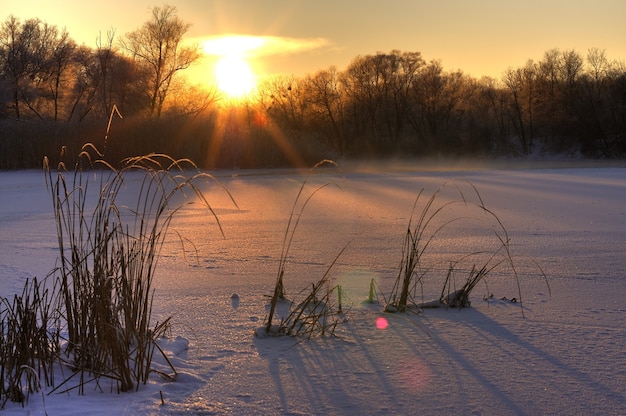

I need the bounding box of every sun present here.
[214,54,256,98]
[203,35,265,100]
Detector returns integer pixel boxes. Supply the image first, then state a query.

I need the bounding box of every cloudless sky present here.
[2,0,625,82]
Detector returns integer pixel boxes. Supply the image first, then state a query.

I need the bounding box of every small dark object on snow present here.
[231,293,240,309]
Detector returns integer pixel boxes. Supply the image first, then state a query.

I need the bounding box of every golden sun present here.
[214,54,256,98]
[203,35,265,99]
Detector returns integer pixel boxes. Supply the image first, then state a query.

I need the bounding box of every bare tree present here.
[120,5,199,119]
[65,45,97,122]
[304,66,346,153]
[0,16,43,119]
[260,74,308,135]
[560,49,584,87]
[534,49,584,146]
[341,53,386,143]
[95,29,117,115]
[503,60,539,154]
[0,16,77,121]
[45,26,75,121]
[587,48,610,84]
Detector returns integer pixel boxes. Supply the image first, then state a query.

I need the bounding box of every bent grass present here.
[0,143,234,405]
[384,181,549,315]
[44,145,233,393]
[263,160,346,338]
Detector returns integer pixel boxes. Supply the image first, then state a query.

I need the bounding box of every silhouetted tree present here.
[473,77,512,152]
[340,50,425,152]
[44,26,75,121]
[503,60,539,155]
[0,16,79,121]
[0,16,45,119]
[65,44,98,122]
[304,66,346,153]
[390,51,424,145]
[341,53,387,147]
[120,5,199,119]
[574,48,626,156]
[261,74,308,136]
[2,20,626,170]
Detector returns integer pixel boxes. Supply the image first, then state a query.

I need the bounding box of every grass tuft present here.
[41,144,232,394]
[384,181,548,315]
[0,277,58,408]
[263,160,346,338]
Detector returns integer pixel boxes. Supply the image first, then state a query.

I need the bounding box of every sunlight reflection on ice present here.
[337,269,379,306]
[395,357,432,391]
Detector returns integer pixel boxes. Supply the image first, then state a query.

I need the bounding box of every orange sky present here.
[3,0,626,84]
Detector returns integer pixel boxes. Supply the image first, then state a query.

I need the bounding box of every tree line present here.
[1,6,625,169]
[262,48,625,161]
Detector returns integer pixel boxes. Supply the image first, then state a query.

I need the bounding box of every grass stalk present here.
[264,160,340,334]
[385,181,544,314]
[42,144,233,393]
[263,160,349,337]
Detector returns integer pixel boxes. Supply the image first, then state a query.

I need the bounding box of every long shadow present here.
[252,308,410,414]
[253,302,625,414]
[379,309,534,415]
[422,306,625,413]
[253,306,530,414]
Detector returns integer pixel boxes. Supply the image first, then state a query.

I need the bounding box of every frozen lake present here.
[1,163,625,415]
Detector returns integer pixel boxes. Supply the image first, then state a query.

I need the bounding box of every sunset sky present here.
[3,0,625,87]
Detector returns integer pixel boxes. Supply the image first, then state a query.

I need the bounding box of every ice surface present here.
[0,164,624,415]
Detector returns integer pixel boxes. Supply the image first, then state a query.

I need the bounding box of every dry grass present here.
[384,181,548,314]
[276,245,348,339]
[43,145,232,393]
[262,160,346,338]
[0,141,232,405]
[0,277,58,408]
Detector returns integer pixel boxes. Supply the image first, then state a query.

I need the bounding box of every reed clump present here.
[0,277,59,408]
[261,160,346,338]
[44,145,229,393]
[0,143,230,406]
[384,181,548,314]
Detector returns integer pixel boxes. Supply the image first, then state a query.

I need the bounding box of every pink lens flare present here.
[376,316,388,330]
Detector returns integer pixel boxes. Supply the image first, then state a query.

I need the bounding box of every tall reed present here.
[0,277,58,407]
[263,160,345,337]
[384,181,541,313]
[44,145,231,393]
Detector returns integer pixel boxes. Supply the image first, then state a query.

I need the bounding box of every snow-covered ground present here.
[0,162,625,415]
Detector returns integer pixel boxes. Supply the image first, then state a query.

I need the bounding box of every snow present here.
[0,162,625,415]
